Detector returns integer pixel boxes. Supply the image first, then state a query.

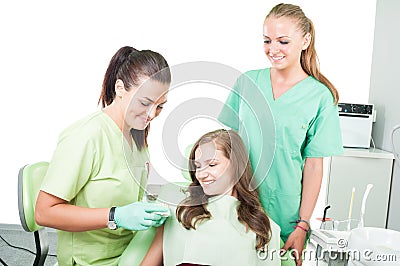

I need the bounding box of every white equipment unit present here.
[338,103,374,149]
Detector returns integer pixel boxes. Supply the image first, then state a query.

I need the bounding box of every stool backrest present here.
[18,161,49,232]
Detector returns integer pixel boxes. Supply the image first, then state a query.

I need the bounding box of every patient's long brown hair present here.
[177,129,271,250]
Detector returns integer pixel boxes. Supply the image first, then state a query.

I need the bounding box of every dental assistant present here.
[218,4,343,265]
[35,46,171,265]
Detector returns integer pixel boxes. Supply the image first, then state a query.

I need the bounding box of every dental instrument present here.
[143,191,171,217]
[347,187,355,230]
[314,205,331,265]
[321,205,331,229]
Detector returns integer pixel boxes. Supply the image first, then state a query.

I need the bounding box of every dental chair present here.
[18,161,51,266]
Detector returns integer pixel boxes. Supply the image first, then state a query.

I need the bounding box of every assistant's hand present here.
[281,228,307,266]
[114,202,169,231]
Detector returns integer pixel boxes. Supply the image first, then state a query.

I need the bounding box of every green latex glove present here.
[114,202,169,231]
[154,216,168,227]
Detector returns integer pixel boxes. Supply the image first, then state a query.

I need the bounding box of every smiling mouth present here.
[202,180,216,186]
[270,55,284,61]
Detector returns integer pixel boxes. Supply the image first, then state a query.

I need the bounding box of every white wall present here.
[369,0,400,231]
[0,0,377,224]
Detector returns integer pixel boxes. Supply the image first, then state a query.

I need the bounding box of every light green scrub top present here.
[218,68,343,241]
[163,195,281,266]
[41,111,150,266]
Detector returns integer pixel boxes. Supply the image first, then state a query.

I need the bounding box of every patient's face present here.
[194,142,235,196]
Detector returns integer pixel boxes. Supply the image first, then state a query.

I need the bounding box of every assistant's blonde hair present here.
[266,3,339,104]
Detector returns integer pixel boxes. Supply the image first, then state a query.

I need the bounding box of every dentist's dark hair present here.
[98,46,171,149]
[177,129,271,250]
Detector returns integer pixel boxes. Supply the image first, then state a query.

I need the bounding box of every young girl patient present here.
[140,129,280,266]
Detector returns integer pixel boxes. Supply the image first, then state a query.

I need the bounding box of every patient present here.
[140,129,280,266]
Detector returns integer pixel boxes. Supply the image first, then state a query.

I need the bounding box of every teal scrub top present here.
[218,68,343,241]
[163,195,281,266]
[41,111,150,266]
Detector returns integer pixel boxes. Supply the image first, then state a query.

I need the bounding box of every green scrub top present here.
[218,68,343,241]
[163,195,281,266]
[41,111,150,266]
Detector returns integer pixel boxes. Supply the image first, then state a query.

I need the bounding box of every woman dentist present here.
[35,46,171,265]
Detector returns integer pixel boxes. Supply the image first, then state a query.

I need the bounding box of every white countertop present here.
[336,147,395,159]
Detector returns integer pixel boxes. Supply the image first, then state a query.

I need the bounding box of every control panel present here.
[338,103,373,115]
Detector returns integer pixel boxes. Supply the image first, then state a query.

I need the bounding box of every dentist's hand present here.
[153,216,168,227]
[114,202,169,231]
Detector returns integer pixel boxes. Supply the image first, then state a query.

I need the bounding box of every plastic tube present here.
[358,184,373,228]
[391,124,400,166]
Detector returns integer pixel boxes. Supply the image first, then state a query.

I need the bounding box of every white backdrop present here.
[0,0,377,224]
